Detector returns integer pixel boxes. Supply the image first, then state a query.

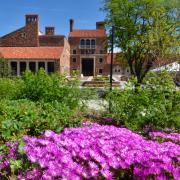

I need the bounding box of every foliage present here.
[0,69,101,142]
[0,122,179,179]
[0,68,179,179]
[0,69,82,108]
[0,58,10,78]
[0,78,23,100]
[0,99,82,142]
[103,0,180,83]
[105,71,180,131]
[93,76,109,81]
[20,69,81,109]
[172,71,180,86]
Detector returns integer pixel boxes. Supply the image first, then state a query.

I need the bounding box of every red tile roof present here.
[0,47,63,60]
[69,30,106,38]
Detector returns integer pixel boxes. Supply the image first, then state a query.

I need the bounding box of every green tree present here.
[0,58,10,77]
[103,0,180,83]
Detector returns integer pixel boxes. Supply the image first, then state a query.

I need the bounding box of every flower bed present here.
[149,131,180,144]
[0,122,180,179]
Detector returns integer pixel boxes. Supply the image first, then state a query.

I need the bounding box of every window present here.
[80,39,85,46]
[38,62,45,70]
[91,39,96,48]
[73,49,77,54]
[99,58,103,63]
[73,58,76,63]
[48,62,55,74]
[20,62,26,75]
[29,62,36,73]
[11,61,17,76]
[118,69,121,72]
[99,69,103,74]
[127,69,129,73]
[86,39,90,47]
[115,69,117,73]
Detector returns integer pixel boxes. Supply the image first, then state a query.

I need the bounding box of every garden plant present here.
[0,69,179,179]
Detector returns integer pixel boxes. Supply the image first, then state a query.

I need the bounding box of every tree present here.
[0,58,10,77]
[103,0,180,83]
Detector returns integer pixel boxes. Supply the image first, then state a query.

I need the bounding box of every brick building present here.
[0,14,70,76]
[68,20,110,76]
[0,14,126,77]
[1,14,176,79]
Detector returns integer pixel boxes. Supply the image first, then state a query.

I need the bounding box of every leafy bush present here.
[0,69,82,110]
[0,58,11,77]
[0,123,179,179]
[0,69,100,142]
[20,69,81,109]
[0,78,23,100]
[105,71,180,131]
[0,99,82,142]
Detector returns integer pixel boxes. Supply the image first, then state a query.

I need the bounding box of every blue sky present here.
[0,0,105,37]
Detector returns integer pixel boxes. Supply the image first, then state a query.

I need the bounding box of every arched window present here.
[80,39,85,46]
[91,39,96,46]
[86,39,90,46]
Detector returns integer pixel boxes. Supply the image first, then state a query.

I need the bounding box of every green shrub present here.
[19,69,81,109]
[105,71,180,131]
[0,99,82,142]
[0,58,11,77]
[0,78,23,100]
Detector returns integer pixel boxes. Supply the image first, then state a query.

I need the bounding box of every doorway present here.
[81,58,94,76]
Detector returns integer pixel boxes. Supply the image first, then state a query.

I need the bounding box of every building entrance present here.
[81,58,94,76]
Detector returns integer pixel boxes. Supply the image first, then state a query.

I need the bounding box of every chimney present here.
[26,14,39,25]
[70,19,74,32]
[45,27,55,35]
[96,21,105,30]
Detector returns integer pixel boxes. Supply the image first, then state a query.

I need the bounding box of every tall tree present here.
[103,0,180,83]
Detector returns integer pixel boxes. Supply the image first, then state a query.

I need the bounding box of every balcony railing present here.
[79,45,96,49]
[80,49,95,55]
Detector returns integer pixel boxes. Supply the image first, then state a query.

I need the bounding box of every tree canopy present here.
[103,0,180,83]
